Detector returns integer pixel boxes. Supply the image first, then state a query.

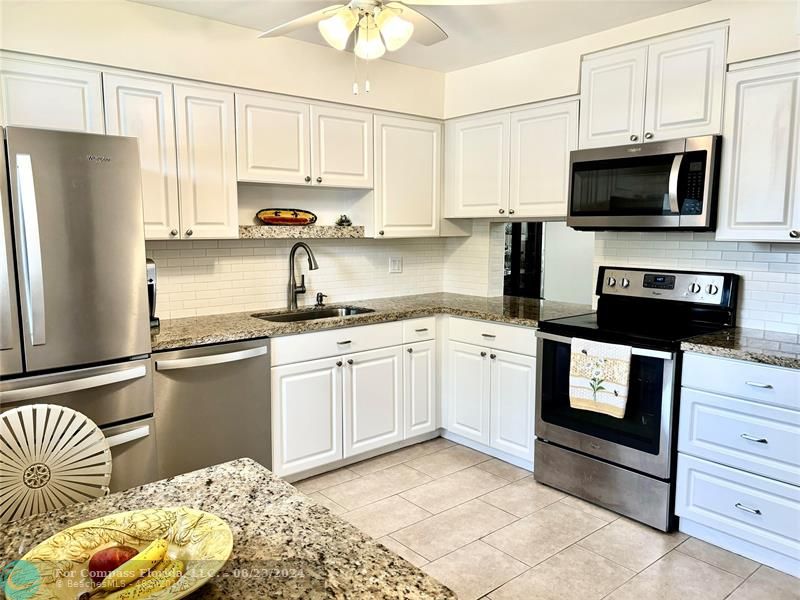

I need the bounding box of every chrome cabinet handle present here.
[156,346,267,370]
[106,425,150,449]
[667,153,684,215]
[185,228,193,237]
[316,176,323,183]
[630,134,638,142]
[337,340,352,345]
[347,359,354,365]
[482,333,496,339]
[735,503,762,516]
[644,132,654,140]
[170,228,178,237]
[490,353,497,359]
[745,381,773,389]
[0,365,147,404]
[336,360,343,367]
[498,208,505,214]
[305,175,312,183]
[790,230,799,239]
[480,351,487,357]
[407,348,413,353]
[509,209,515,215]
[415,328,429,333]
[16,154,46,346]
[740,433,768,444]
[378,231,385,236]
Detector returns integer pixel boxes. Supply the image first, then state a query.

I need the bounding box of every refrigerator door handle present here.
[0,204,13,351]
[16,154,46,346]
[0,365,147,404]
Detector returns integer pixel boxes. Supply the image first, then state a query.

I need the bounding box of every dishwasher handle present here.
[155,346,267,371]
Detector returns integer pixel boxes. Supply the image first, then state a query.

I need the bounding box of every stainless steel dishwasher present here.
[153,339,270,479]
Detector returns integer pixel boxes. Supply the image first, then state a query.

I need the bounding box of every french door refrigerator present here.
[0,127,157,492]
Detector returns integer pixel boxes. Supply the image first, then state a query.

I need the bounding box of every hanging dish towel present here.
[569,338,632,419]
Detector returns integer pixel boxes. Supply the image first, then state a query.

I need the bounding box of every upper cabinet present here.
[716,53,800,242]
[579,25,727,148]
[0,54,104,133]
[236,92,373,189]
[374,115,441,238]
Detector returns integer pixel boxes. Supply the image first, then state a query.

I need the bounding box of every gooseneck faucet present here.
[287,242,319,310]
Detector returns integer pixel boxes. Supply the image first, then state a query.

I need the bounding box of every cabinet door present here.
[579,47,647,149]
[445,113,510,218]
[174,84,238,239]
[446,341,490,445]
[104,74,180,240]
[235,93,311,185]
[311,105,372,188]
[404,340,437,438]
[0,55,104,133]
[510,100,578,218]
[344,346,403,458]
[716,55,800,242]
[643,27,726,142]
[271,357,343,477]
[375,115,441,237]
[490,350,536,461]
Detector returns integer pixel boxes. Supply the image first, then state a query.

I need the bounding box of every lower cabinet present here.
[447,341,491,444]
[404,340,438,438]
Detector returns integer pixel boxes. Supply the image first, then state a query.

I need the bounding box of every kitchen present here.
[0,0,798,599]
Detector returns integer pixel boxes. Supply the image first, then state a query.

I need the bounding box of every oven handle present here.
[536,331,675,360]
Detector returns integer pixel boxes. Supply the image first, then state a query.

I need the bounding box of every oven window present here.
[539,339,664,454]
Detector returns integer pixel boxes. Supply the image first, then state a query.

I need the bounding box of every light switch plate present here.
[389,257,403,274]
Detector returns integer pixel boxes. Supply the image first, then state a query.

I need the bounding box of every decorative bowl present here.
[256,208,317,226]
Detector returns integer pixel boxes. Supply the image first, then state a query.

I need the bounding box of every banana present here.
[103,559,185,600]
[79,537,170,599]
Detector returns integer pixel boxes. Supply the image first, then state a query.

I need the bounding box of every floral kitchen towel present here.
[569,338,632,419]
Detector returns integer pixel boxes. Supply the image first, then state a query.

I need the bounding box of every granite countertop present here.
[0,459,454,599]
[151,292,593,352]
[681,327,800,369]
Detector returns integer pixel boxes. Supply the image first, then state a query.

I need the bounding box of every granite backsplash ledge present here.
[681,327,800,369]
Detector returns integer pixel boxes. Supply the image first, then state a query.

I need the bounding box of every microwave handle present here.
[668,154,684,215]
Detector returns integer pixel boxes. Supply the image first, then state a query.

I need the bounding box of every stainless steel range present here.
[534,266,739,531]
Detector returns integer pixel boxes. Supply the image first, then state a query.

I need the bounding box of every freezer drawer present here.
[104,417,158,492]
[153,339,270,479]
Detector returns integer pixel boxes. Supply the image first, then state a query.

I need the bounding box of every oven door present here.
[535,332,677,479]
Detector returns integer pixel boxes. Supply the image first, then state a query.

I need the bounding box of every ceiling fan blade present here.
[403,0,533,5]
[258,4,345,38]
[385,2,447,46]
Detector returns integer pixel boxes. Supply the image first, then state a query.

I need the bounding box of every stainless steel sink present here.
[252,306,375,323]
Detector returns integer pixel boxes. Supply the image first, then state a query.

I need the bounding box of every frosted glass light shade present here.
[376,8,414,52]
[354,16,385,60]
[318,7,357,51]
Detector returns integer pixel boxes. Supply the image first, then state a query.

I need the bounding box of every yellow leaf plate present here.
[4,507,233,600]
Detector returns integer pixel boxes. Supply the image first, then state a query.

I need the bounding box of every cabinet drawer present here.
[449,317,536,357]
[676,454,800,562]
[682,353,800,410]
[679,388,800,486]
[403,317,436,343]
[271,322,403,366]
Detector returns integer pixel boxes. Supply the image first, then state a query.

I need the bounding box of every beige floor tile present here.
[676,537,760,578]
[558,495,620,523]
[293,467,360,494]
[488,545,635,600]
[728,566,800,600]
[306,491,347,515]
[480,476,565,517]
[349,440,449,476]
[320,464,431,510]
[606,550,742,600]
[405,445,492,478]
[577,517,687,571]
[475,459,531,482]
[401,466,508,513]
[483,501,606,567]
[423,541,528,600]
[377,536,430,568]
[415,437,455,452]
[391,499,517,561]
[342,495,431,538]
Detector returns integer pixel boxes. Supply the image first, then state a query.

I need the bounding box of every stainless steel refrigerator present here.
[0,127,157,492]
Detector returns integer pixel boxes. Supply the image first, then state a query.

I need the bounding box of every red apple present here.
[88,545,139,585]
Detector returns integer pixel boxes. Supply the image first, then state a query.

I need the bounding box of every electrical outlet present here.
[389,257,403,274]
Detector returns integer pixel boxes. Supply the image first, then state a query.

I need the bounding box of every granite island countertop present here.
[681,327,800,370]
[151,292,593,352]
[0,459,454,599]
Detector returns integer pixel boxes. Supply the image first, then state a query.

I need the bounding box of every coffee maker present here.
[146,259,159,329]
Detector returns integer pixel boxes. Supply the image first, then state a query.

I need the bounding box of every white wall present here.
[0,0,444,118]
[543,222,595,305]
[444,0,800,117]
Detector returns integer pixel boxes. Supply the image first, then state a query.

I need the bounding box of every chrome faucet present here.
[287,242,319,310]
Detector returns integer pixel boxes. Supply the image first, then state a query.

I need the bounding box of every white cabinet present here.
[271,357,343,477]
[344,346,403,458]
[375,115,441,237]
[446,341,491,445]
[311,105,373,188]
[0,54,104,133]
[104,74,180,240]
[510,100,578,218]
[579,25,727,148]
[489,349,536,459]
[716,53,800,242]
[405,340,437,438]
[174,84,238,239]
[445,112,510,218]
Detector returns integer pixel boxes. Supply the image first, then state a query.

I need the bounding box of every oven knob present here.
[688,282,702,294]
[620,278,630,288]
[607,276,617,287]
[706,284,719,295]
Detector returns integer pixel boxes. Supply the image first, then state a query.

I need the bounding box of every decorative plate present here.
[256,208,317,226]
[3,507,233,600]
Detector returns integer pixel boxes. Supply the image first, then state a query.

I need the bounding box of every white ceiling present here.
[133,0,707,72]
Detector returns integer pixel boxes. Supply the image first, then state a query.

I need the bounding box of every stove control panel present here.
[599,268,728,305]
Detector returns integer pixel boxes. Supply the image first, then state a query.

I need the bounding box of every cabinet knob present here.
[630,134,638,142]
[790,230,799,239]
[304,175,312,183]
[480,351,487,357]
[185,229,193,237]
[336,361,343,367]
[170,229,178,237]
[316,176,323,183]
[347,359,354,365]
[644,132,654,140]
[498,208,505,215]
[509,209,515,215]
[378,230,385,236]
[490,353,497,360]
[407,348,413,353]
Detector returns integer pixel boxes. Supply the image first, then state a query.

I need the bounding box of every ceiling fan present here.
[259,0,529,61]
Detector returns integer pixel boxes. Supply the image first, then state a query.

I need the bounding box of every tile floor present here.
[294,438,800,600]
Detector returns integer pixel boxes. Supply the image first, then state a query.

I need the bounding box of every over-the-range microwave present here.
[567,135,721,231]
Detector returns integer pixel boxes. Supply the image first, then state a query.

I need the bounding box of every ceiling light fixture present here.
[375,6,414,52]
[317,6,358,51]
[354,14,386,60]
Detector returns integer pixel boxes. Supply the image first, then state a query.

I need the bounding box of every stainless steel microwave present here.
[567,135,721,231]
